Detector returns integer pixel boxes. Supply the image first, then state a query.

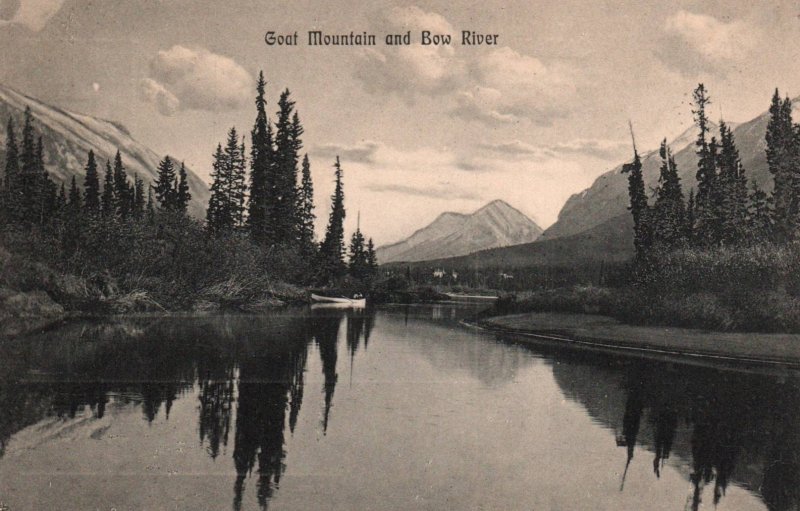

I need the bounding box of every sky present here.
[2,0,800,245]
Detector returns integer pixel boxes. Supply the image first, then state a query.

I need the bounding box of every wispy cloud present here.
[0,0,65,32]
[364,183,481,200]
[312,141,382,164]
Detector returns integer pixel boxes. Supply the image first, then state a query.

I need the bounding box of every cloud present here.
[659,11,760,75]
[364,183,480,200]
[312,141,382,164]
[139,45,253,115]
[352,6,575,125]
[0,0,64,31]
[548,139,630,160]
[480,140,543,156]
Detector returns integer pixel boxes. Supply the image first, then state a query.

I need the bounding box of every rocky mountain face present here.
[0,84,209,219]
[541,108,777,242]
[377,200,543,263]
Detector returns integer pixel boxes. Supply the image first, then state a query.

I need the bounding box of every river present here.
[0,304,798,510]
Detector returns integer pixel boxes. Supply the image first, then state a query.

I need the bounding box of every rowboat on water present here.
[310,293,367,308]
[443,292,499,301]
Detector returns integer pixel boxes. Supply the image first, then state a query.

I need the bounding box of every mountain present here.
[377,200,543,263]
[0,84,209,219]
[541,113,772,242]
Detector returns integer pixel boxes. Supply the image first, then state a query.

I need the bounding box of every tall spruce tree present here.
[175,161,191,215]
[651,140,686,249]
[348,226,368,280]
[766,90,797,241]
[113,150,131,219]
[621,129,650,260]
[366,238,378,274]
[154,155,176,210]
[101,160,115,217]
[273,89,299,245]
[133,175,146,219]
[247,71,275,243]
[83,150,101,215]
[320,157,346,279]
[298,154,316,254]
[222,128,247,227]
[18,107,42,222]
[206,144,228,233]
[68,175,82,213]
[717,121,749,244]
[692,84,721,246]
[3,117,21,222]
[748,184,773,243]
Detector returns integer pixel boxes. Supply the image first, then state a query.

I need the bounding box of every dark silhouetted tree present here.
[247,71,274,243]
[175,161,191,215]
[101,160,115,217]
[766,90,797,241]
[622,128,650,260]
[692,84,721,246]
[651,140,686,250]
[113,150,131,219]
[320,157,346,279]
[83,150,100,215]
[298,154,316,254]
[154,155,176,210]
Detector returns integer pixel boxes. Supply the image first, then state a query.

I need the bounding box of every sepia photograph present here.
[1,0,800,509]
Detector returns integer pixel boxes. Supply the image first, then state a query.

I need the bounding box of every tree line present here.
[1,71,379,293]
[625,84,789,262]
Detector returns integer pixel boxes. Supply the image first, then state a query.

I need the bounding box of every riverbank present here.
[477,312,800,366]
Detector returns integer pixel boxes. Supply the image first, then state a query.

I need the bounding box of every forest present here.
[0,71,378,316]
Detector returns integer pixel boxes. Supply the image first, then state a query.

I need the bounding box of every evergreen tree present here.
[748,184,773,243]
[348,226,367,280]
[175,161,191,215]
[83,150,101,215]
[18,107,44,222]
[223,128,247,227]
[273,89,299,245]
[55,182,67,216]
[34,136,55,224]
[247,71,275,243]
[366,238,378,274]
[206,144,229,233]
[3,117,21,222]
[146,185,156,222]
[686,189,696,243]
[298,154,316,254]
[766,90,797,241]
[651,140,686,250]
[154,155,176,210]
[133,174,146,219]
[113,150,132,219]
[101,160,115,217]
[717,121,749,244]
[621,133,650,260]
[68,175,82,213]
[320,157,346,279]
[692,84,721,246]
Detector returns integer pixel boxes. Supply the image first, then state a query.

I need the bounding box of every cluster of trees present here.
[625,84,784,261]
[204,72,377,285]
[0,107,171,234]
[1,71,379,295]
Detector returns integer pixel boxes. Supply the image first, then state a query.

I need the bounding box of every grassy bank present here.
[480,312,800,365]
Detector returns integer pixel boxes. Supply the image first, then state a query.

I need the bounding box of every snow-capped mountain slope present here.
[0,83,209,219]
[377,200,543,263]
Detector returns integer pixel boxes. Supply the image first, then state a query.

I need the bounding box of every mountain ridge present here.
[0,83,210,219]
[377,199,542,263]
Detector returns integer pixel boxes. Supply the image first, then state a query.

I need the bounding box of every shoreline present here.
[472,312,800,368]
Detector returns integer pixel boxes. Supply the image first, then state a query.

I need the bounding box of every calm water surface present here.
[0,304,798,510]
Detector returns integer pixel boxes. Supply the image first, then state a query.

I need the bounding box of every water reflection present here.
[545,350,800,511]
[0,306,799,510]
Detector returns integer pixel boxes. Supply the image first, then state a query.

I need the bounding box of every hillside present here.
[0,84,209,219]
[377,200,543,263]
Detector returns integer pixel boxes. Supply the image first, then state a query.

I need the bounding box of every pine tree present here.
[83,150,101,215]
[222,128,247,227]
[320,157,346,279]
[766,90,797,241]
[68,175,82,213]
[348,226,367,280]
[113,150,132,219]
[366,238,378,275]
[18,107,41,222]
[247,71,275,243]
[298,154,316,254]
[717,121,749,244]
[175,161,191,215]
[154,155,176,210]
[133,174,146,219]
[748,184,773,243]
[34,136,55,225]
[55,182,67,216]
[692,84,721,246]
[206,144,228,233]
[3,117,21,222]
[621,132,650,260]
[273,89,299,245]
[651,140,686,250]
[101,160,115,217]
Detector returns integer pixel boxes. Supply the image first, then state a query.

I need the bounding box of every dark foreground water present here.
[0,304,799,511]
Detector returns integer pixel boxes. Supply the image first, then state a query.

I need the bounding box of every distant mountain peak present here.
[376,200,543,264]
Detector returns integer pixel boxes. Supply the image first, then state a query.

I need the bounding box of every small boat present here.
[311,293,366,308]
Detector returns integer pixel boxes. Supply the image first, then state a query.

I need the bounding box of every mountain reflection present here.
[0,308,377,510]
[548,352,800,511]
